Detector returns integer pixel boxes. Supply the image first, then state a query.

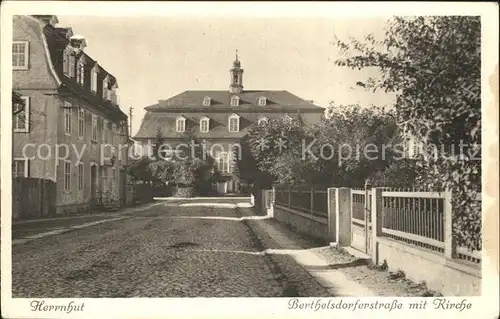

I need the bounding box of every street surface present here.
[12,198,329,297]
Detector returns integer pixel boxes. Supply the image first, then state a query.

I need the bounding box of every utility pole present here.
[128,106,133,138]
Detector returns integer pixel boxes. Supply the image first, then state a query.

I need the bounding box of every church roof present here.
[145,90,325,111]
[134,109,322,140]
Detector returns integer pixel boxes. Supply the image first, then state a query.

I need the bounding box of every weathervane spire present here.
[235,49,239,61]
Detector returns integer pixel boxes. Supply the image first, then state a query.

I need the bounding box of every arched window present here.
[63,47,75,78]
[230,95,240,106]
[176,116,186,132]
[228,114,240,132]
[91,64,99,93]
[200,117,210,133]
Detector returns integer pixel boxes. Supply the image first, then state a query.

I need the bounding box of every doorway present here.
[90,164,97,204]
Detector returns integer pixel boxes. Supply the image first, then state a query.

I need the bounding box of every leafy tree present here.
[149,160,175,183]
[247,117,308,180]
[306,103,400,187]
[152,127,165,160]
[334,16,481,250]
[127,156,154,182]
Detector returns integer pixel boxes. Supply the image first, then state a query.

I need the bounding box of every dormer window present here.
[230,95,240,106]
[176,116,186,132]
[91,64,99,93]
[76,55,85,86]
[258,117,268,125]
[110,82,118,105]
[102,75,110,100]
[228,114,240,132]
[202,96,211,106]
[258,97,267,106]
[63,47,75,78]
[200,117,210,133]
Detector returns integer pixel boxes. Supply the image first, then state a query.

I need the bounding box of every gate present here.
[350,188,372,254]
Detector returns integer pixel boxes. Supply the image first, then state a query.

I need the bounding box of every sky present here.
[57,16,396,136]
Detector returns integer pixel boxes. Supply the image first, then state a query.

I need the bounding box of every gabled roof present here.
[145,90,325,112]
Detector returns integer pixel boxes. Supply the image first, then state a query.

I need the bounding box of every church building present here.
[134,54,325,194]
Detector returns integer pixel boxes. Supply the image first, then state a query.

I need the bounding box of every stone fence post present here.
[371,187,383,264]
[335,187,352,247]
[327,187,336,242]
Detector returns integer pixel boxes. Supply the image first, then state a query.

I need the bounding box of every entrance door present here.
[90,165,97,204]
[217,182,227,194]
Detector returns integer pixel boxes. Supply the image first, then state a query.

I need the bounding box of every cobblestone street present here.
[12,198,330,298]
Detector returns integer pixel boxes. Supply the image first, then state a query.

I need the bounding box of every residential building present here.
[12,15,130,214]
[134,54,325,194]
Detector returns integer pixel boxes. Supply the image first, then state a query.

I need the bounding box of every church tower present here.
[229,50,244,94]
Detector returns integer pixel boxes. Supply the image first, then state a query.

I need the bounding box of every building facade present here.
[134,55,325,194]
[12,15,130,214]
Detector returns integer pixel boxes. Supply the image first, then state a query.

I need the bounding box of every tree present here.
[305,103,401,187]
[247,117,307,178]
[334,16,481,250]
[152,127,165,160]
[127,156,154,182]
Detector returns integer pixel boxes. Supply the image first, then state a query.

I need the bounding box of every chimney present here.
[69,35,87,52]
[32,15,59,26]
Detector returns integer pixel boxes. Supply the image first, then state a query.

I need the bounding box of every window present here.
[228,114,240,132]
[101,167,108,190]
[202,96,211,106]
[200,117,209,133]
[78,163,84,190]
[12,159,28,178]
[176,117,186,132]
[78,108,85,138]
[92,115,98,141]
[217,153,229,173]
[76,56,85,86]
[64,161,71,191]
[91,67,98,93]
[63,49,75,78]
[12,41,29,70]
[258,97,267,106]
[231,95,240,106]
[103,76,109,100]
[103,120,108,143]
[13,96,30,132]
[64,102,72,133]
[112,168,117,189]
[257,117,268,125]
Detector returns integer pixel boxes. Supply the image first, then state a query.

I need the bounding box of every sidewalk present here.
[240,207,437,297]
[12,201,164,244]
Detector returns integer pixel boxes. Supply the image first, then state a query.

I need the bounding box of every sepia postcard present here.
[1,1,498,318]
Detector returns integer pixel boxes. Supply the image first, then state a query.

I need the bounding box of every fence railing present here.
[274,186,328,217]
[381,191,445,253]
[379,189,481,264]
[266,186,481,266]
